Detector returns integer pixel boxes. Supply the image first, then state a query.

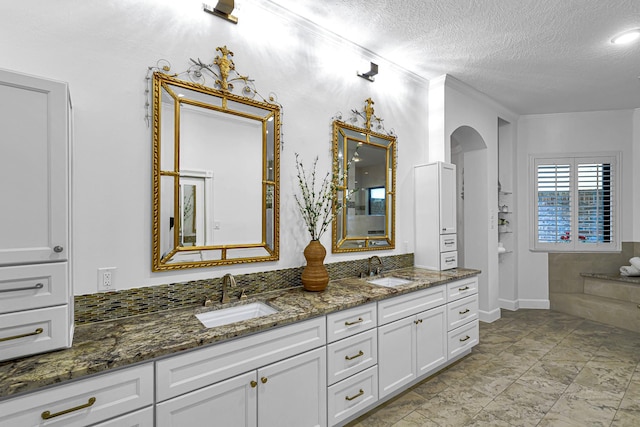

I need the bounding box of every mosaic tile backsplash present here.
[74,253,414,325]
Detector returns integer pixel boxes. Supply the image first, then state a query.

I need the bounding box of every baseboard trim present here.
[498,298,519,311]
[479,308,501,323]
[518,299,550,309]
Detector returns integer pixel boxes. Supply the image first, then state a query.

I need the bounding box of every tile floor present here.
[347,309,640,427]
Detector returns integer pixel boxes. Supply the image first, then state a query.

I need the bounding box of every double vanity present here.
[0,267,479,426]
[0,47,477,427]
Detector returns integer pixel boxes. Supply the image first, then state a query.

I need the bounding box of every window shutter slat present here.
[536,163,571,243]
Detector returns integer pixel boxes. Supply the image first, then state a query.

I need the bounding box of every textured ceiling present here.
[267,0,640,115]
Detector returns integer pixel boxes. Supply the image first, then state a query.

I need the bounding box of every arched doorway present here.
[450,125,487,292]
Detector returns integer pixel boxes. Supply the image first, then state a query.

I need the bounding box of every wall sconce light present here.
[203,1,238,24]
[357,62,378,82]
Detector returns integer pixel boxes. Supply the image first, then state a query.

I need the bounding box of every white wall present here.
[516,110,636,305]
[634,109,640,243]
[429,75,518,322]
[1,0,429,294]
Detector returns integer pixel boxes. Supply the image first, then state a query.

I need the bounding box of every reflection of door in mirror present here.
[181,183,197,246]
[178,171,213,248]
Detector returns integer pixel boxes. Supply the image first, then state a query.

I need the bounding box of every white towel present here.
[629,257,640,270]
[620,265,640,276]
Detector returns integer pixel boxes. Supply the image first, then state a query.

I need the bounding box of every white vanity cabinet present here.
[414,162,458,270]
[377,286,448,398]
[0,363,154,426]
[326,303,379,426]
[0,69,73,361]
[155,317,327,427]
[446,277,479,359]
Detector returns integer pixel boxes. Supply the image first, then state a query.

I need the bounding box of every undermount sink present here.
[367,277,413,288]
[196,302,278,328]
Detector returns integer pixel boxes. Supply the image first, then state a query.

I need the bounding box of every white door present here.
[156,371,258,427]
[258,347,327,427]
[439,163,457,234]
[377,316,416,398]
[415,305,447,377]
[0,70,69,266]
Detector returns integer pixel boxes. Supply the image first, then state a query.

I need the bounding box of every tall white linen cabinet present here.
[0,69,74,361]
[414,162,458,270]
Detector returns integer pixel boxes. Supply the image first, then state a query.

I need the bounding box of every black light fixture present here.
[357,62,378,82]
[203,1,238,24]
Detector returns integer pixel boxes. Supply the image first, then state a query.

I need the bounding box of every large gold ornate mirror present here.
[332,98,396,253]
[150,46,280,271]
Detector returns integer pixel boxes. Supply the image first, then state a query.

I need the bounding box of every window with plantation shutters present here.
[531,153,620,252]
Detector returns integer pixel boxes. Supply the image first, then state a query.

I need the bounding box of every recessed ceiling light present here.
[611,29,640,45]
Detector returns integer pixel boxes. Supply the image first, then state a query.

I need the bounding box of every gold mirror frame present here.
[150,47,281,271]
[332,98,396,253]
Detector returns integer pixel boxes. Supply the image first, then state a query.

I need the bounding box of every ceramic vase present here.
[301,240,329,292]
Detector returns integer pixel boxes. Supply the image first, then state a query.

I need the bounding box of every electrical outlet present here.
[98,267,116,292]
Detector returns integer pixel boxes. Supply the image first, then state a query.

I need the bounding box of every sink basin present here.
[196,302,278,328]
[367,277,413,288]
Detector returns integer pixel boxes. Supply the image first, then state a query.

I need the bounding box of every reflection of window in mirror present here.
[368,187,385,216]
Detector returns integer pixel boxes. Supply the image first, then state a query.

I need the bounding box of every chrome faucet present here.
[220,273,236,304]
[367,256,383,276]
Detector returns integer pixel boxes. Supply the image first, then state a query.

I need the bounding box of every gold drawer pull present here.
[345,317,363,326]
[458,286,470,291]
[0,327,43,343]
[0,283,44,293]
[459,308,470,315]
[250,380,258,388]
[345,350,364,361]
[41,397,96,420]
[261,377,268,384]
[345,389,364,401]
[459,335,471,342]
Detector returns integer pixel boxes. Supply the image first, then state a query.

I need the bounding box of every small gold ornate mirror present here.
[332,98,396,252]
[150,46,280,271]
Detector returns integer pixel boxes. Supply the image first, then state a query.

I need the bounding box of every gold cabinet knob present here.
[261,376,268,384]
[250,380,258,388]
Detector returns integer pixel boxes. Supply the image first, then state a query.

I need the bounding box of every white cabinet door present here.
[415,305,447,377]
[439,162,457,234]
[156,371,258,427]
[258,347,327,427]
[0,70,70,266]
[377,315,416,398]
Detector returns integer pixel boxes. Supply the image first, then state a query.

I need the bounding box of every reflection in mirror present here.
[151,46,280,270]
[332,99,396,253]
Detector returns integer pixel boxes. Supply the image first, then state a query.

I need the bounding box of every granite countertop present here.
[0,267,479,399]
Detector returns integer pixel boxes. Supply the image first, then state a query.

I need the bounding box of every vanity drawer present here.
[440,251,458,270]
[447,294,478,331]
[92,406,154,427]
[327,365,378,426]
[378,285,446,325]
[0,262,68,314]
[447,276,478,302]
[156,316,326,401]
[448,319,479,359]
[439,234,457,252]
[327,329,377,385]
[0,304,71,361]
[326,302,376,343]
[0,363,154,427]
